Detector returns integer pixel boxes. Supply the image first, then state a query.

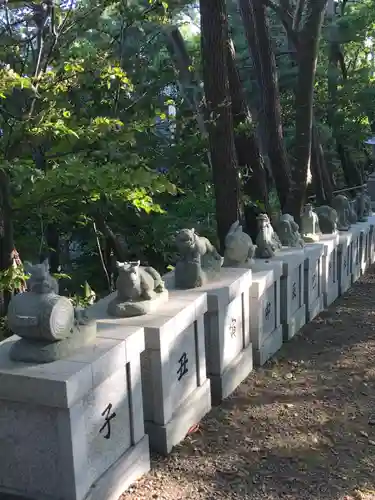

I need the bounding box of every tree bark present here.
[283,0,328,220]
[238,0,291,210]
[0,169,14,315]
[226,38,271,211]
[200,0,240,251]
[311,125,334,204]
[326,1,363,189]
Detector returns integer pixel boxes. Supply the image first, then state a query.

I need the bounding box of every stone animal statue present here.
[356,191,367,222]
[348,199,358,224]
[301,204,321,242]
[363,188,372,217]
[115,261,165,301]
[315,205,338,234]
[174,228,223,289]
[255,213,282,259]
[24,259,59,294]
[332,194,351,230]
[276,214,304,248]
[7,259,96,363]
[223,220,256,267]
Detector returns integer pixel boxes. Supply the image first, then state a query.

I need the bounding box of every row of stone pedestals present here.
[1,217,375,500]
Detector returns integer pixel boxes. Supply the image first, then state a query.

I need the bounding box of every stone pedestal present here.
[304,243,324,322]
[164,268,252,406]
[89,292,210,456]
[249,265,282,366]
[356,221,372,275]
[338,232,353,295]
[350,224,363,283]
[268,249,306,340]
[320,234,340,307]
[0,329,149,500]
[368,215,375,265]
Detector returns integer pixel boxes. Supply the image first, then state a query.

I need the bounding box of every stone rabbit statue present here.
[223,220,256,267]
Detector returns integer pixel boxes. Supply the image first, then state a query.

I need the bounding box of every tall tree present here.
[200,0,240,249]
[238,0,291,210]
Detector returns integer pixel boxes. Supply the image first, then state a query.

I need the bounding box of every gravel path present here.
[121,265,375,500]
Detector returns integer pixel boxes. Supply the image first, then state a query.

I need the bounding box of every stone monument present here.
[107,260,168,317]
[255,213,282,258]
[7,259,96,363]
[356,190,368,222]
[332,194,351,231]
[315,205,338,234]
[301,204,321,242]
[174,228,223,289]
[363,187,372,217]
[276,213,305,248]
[223,220,256,267]
[348,199,358,224]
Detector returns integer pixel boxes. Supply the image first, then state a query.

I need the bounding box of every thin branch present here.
[92,221,112,292]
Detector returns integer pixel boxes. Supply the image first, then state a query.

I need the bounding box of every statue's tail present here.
[144,266,164,289]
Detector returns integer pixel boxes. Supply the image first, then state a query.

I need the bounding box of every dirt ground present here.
[121,265,375,500]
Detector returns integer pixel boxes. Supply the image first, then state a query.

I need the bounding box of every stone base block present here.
[86,435,150,500]
[358,222,372,275]
[368,216,375,264]
[145,378,211,456]
[254,325,283,366]
[304,243,324,324]
[249,264,282,366]
[283,304,306,341]
[90,290,210,456]
[210,341,253,405]
[0,328,149,500]
[352,261,361,283]
[350,225,362,283]
[306,294,324,323]
[338,232,352,295]
[164,268,253,406]
[320,234,339,308]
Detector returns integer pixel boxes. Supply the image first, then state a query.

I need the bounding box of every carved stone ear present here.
[135,260,140,267]
[116,261,124,269]
[42,259,50,272]
[191,228,195,233]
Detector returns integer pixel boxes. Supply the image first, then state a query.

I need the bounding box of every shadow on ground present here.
[121,265,375,500]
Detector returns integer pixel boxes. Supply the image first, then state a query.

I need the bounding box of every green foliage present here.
[1,0,375,303]
[0,266,28,293]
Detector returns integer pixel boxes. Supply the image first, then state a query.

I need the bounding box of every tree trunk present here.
[283,0,327,220]
[43,224,60,273]
[311,125,334,204]
[200,0,240,251]
[226,38,271,211]
[238,0,291,209]
[0,169,14,315]
[326,1,362,189]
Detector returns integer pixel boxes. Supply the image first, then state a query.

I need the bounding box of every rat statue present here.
[107,260,168,317]
[255,213,282,259]
[301,204,321,242]
[223,220,256,267]
[7,259,96,363]
[174,228,223,289]
[315,205,338,234]
[276,214,305,248]
[332,194,351,231]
